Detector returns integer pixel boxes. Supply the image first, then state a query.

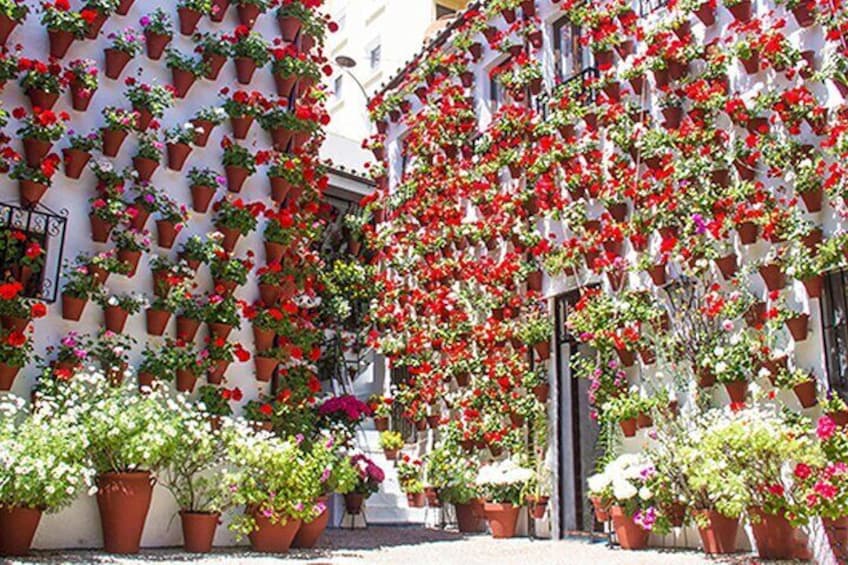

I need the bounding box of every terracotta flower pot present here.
[344,493,364,514]
[759,263,785,291]
[270,127,293,151]
[145,31,171,60]
[666,502,686,527]
[102,128,128,157]
[0,13,18,46]
[611,506,649,549]
[180,511,219,553]
[26,88,58,110]
[696,510,739,554]
[203,52,226,80]
[528,496,549,519]
[749,506,794,560]
[146,308,171,336]
[23,138,51,168]
[786,314,809,341]
[253,325,275,352]
[619,418,638,437]
[231,115,253,139]
[177,7,203,35]
[532,383,549,403]
[104,48,131,79]
[62,294,87,321]
[292,498,329,549]
[591,497,610,522]
[737,222,759,245]
[96,472,154,554]
[715,254,738,280]
[533,340,551,361]
[225,165,250,193]
[19,180,47,207]
[63,148,91,179]
[277,14,301,42]
[237,3,262,27]
[208,322,233,340]
[0,361,21,391]
[254,356,278,382]
[793,380,818,408]
[406,492,426,508]
[234,57,258,85]
[724,381,748,404]
[176,316,201,341]
[792,3,815,27]
[373,416,389,431]
[104,305,129,333]
[248,511,300,553]
[48,29,75,58]
[116,0,134,15]
[167,143,192,172]
[190,184,216,213]
[264,240,285,263]
[132,157,158,182]
[171,68,196,99]
[483,502,520,538]
[217,226,241,252]
[192,120,215,147]
[176,369,198,393]
[0,506,42,556]
[210,0,229,22]
[455,501,486,532]
[259,284,281,307]
[273,73,296,98]
[207,361,228,384]
[824,516,848,564]
[117,249,142,277]
[800,187,824,213]
[70,79,95,111]
[156,220,179,249]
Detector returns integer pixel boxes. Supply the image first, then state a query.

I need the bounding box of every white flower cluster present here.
[476,458,535,486]
[587,453,654,503]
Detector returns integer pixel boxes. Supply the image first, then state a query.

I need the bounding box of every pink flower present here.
[814,481,837,500]
[817,416,836,441]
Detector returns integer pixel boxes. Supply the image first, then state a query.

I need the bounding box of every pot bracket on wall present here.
[0,202,68,303]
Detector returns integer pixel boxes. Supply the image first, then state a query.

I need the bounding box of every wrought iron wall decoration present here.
[0,201,68,303]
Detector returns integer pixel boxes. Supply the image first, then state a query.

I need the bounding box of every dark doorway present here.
[553,290,601,536]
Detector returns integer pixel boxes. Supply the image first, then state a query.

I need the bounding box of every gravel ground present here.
[7,526,785,565]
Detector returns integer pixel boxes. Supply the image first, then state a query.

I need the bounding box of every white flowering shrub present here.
[476,458,534,505]
[587,453,659,530]
[0,395,95,512]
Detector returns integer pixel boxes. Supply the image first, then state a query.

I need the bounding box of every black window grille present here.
[639,0,667,16]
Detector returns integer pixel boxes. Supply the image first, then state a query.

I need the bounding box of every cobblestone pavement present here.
[7,526,789,565]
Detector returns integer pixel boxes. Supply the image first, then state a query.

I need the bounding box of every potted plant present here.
[65,58,99,110]
[40,0,87,58]
[0,328,33,391]
[153,194,188,249]
[138,341,173,389]
[204,336,250,384]
[132,131,162,182]
[378,430,403,461]
[228,27,270,84]
[124,79,175,131]
[16,106,68,167]
[81,0,119,38]
[165,49,207,99]
[194,32,231,80]
[100,106,138,156]
[112,228,152,277]
[10,155,61,207]
[61,257,100,321]
[62,131,100,179]
[203,294,242,340]
[140,8,173,60]
[95,291,145,334]
[213,197,263,251]
[177,0,212,35]
[90,329,136,385]
[368,394,392,431]
[18,57,67,110]
[0,1,28,45]
[232,0,270,28]
[477,458,534,538]
[221,137,261,192]
[191,106,227,146]
[104,28,144,79]
[425,444,483,532]
[345,453,385,515]
[187,168,223,213]
[0,394,93,556]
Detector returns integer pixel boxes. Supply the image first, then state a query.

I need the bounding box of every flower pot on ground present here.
[292,497,330,549]
[749,507,794,560]
[824,516,848,565]
[455,501,486,532]
[97,472,154,554]
[248,513,301,553]
[591,496,610,522]
[483,502,520,538]
[696,511,739,554]
[0,506,42,557]
[180,512,219,554]
[610,506,650,550]
[407,492,426,508]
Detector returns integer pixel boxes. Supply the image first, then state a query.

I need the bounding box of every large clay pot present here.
[96,472,154,554]
[483,502,520,538]
[455,501,486,533]
[104,48,131,79]
[292,497,329,549]
[610,506,649,549]
[696,510,739,554]
[824,516,848,564]
[749,506,794,560]
[0,362,20,391]
[0,506,42,556]
[248,511,301,553]
[180,511,219,553]
[62,294,87,321]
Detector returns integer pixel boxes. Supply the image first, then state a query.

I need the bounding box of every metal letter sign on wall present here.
[0,202,68,303]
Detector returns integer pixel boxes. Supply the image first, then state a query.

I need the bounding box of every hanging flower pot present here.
[786,314,809,341]
[0,506,42,556]
[483,502,520,538]
[740,52,760,75]
[63,148,91,179]
[62,294,87,321]
[647,263,667,286]
[70,80,95,111]
[698,367,716,388]
[191,120,215,147]
[254,355,278,382]
[270,127,294,151]
[253,325,274,352]
[180,511,219,554]
[171,68,196,99]
[532,383,549,403]
[800,187,823,212]
[97,472,154,554]
[0,362,21,391]
[84,9,109,39]
[177,7,203,36]
[190,184,216,213]
[236,3,262,27]
[145,308,171,336]
[23,138,52,168]
[208,322,233,340]
[116,0,134,15]
[695,2,716,25]
[715,254,738,280]
[132,157,158,182]
[104,48,131,79]
[727,0,751,21]
[48,29,75,59]
[791,3,815,27]
[533,340,550,361]
[144,32,171,60]
[696,510,739,554]
[166,142,192,171]
[155,220,179,249]
[18,180,48,207]
[104,305,129,333]
[269,177,292,204]
[276,13,301,41]
[176,316,201,341]
[610,506,649,549]
[207,360,229,384]
[619,418,638,437]
[211,0,229,22]
[0,13,18,46]
[793,379,818,408]
[217,226,241,253]
[273,73,297,98]
[259,284,281,307]
[225,166,250,193]
[758,263,785,291]
[802,275,823,299]
[749,506,794,560]
[203,52,227,80]
[737,221,759,245]
[101,128,128,157]
[234,57,258,85]
[117,249,142,277]
[176,369,198,393]
[25,88,58,111]
[135,107,154,132]
[231,116,253,139]
[248,511,301,553]
[724,380,748,404]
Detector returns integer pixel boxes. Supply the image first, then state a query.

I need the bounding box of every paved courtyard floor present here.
[8,526,794,565]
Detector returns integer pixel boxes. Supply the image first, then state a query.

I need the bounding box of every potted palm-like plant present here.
[0,394,94,556]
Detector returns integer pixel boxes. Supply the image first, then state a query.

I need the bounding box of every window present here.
[369,44,382,70]
[552,16,589,82]
[333,75,343,98]
[822,271,848,399]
